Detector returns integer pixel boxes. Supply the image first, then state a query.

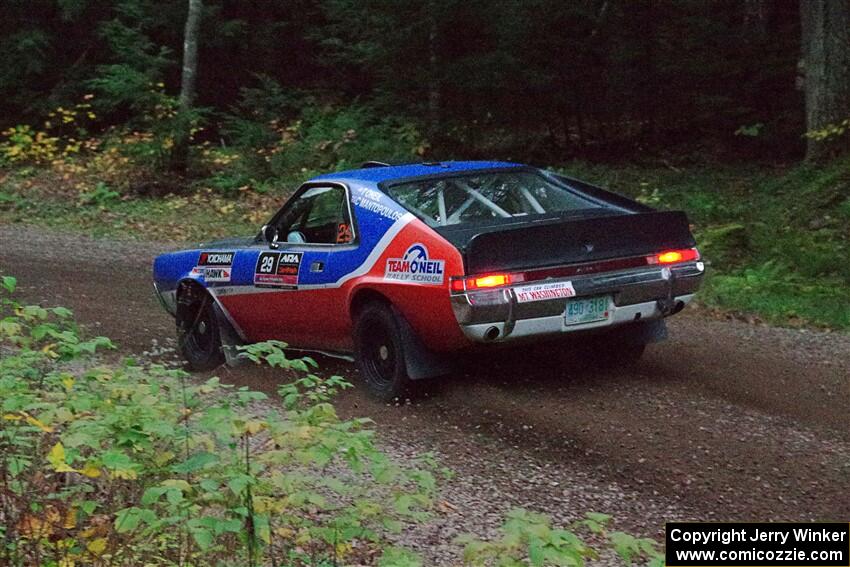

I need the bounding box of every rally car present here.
[152,161,704,400]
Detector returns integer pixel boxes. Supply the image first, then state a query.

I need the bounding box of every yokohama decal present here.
[385,243,445,285]
[195,250,234,283]
[198,251,234,266]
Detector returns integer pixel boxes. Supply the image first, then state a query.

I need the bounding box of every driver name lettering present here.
[352,188,404,221]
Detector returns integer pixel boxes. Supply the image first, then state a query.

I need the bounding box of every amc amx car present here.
[153,161,704,400]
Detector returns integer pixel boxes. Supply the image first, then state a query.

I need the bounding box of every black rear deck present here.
[438,210,695,274]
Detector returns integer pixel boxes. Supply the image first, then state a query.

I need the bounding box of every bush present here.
[267,104,426,176]
[218,97,427,186]
[0,275,437,566]
[221,75,300,150]
[0,99,97,166]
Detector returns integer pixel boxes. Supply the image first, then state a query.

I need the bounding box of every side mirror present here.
[261,224,279,249]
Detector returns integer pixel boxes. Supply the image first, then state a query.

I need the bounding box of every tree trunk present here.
[426,6,440,145]
[172,0,203,172]
[800,0,850,161]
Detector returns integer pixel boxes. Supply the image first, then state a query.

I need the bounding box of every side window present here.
[275,186,353,244]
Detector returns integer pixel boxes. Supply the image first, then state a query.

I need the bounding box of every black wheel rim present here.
[361,320,396,388]
[185,303,215,357]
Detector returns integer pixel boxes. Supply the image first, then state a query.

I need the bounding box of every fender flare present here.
[176,279,245,366]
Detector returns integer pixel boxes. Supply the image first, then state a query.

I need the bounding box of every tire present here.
[353,302,412,401]
[177,288,225,371]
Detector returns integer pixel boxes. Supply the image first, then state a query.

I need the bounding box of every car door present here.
[223,183,356,349]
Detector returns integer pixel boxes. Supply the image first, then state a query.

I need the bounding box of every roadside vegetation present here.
[0,275,664,566]
[566,161,850,330]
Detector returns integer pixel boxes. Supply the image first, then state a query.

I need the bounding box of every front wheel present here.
[353,303,412,401]
[177,288,225,371]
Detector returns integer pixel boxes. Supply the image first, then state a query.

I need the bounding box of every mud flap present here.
[598,318,667,349]
[632,318,668,344]
[211,302,246,367]
[390,305,454,380]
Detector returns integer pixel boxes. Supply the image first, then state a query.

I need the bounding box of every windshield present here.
[384,171,603,227]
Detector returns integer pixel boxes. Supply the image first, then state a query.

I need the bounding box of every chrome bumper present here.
[451,261,704,343]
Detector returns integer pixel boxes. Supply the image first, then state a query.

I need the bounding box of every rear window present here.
[384,171,603,227]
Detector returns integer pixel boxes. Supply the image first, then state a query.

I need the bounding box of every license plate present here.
[564,296,611,326]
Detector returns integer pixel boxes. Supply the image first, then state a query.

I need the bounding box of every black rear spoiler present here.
[462,210,695,274]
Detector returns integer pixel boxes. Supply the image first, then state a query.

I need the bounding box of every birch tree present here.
[172,0,202,171]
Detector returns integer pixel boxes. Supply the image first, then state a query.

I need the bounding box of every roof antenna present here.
[361,161,391,168]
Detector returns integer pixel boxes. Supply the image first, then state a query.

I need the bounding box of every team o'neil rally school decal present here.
[193,251,234,283]
[385,243,445,285]
[255,251,303,289]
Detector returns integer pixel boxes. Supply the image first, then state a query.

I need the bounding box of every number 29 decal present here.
[254,251,303,289]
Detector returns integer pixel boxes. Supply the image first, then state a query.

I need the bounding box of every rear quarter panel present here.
[346,216,468,352]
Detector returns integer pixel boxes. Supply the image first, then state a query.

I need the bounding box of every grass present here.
[1,158,848,330]
[0,167,266,242]
[565,160,850,330]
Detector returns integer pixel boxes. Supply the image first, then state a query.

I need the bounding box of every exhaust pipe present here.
[484,326,501,341]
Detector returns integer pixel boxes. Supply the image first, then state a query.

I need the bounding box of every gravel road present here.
[2,224,848,564]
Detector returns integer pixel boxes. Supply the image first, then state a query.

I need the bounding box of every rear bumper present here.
[450,261,704,343]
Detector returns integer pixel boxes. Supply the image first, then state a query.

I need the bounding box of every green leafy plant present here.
[458,510,663,567]
[78,182,120,207]
[0,275,435,566]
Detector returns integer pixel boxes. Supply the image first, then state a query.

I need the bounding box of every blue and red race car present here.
[153,161,704,399]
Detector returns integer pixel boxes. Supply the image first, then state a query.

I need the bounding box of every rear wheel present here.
[353,303,412,401]
[177,287,225,371]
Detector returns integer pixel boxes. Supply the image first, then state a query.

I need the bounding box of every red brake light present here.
[658,251,684,263]
[470,274,510,289]
[648,248,699,265]
[451,272,523,292]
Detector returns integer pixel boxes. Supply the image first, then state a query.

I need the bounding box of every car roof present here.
[310,160,524,186]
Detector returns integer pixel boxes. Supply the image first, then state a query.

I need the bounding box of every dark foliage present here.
[0,0,807,162]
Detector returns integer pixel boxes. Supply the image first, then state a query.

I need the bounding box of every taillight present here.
[469,274,510,289]
[648,248,700,265]
[450,272,524,292]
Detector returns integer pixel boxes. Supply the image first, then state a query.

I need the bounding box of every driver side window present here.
[275,186,353,245]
